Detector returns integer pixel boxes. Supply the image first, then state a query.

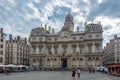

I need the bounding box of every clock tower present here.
[61,12,74,32]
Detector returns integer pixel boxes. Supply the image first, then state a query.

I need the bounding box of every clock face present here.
[62,31,68,37]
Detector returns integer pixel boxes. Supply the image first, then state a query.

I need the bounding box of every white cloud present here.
[95,16,120,46]
[98,0,104,4]
[34,0,40,3]
[27,3,41,19]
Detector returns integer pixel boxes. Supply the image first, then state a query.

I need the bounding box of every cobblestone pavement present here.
[0,71,120,80]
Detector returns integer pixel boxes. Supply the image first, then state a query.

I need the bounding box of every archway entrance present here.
[61,58,67,68]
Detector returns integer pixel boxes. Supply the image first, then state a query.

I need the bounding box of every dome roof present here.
[30,27,49,35]
[65,12,73,21]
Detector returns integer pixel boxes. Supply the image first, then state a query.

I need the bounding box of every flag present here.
[49,51,52,55]
[76,51,79,54]
[62,50,66,56]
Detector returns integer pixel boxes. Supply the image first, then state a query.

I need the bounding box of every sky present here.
[0,0,120,47]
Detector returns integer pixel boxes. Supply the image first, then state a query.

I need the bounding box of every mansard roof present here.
[30,27,49,36]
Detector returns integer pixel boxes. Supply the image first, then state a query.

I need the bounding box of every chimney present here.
[17,36,20,42]
[14,38,16,42]
[25,37,27,43]
[99,21,101,24]
[114,35,117,39]
[45,24,47,30]
[106,43,109,47]
[77,26,79,32]
[49,26,51,33]
[52,28,54,33]
[110,40,112,43]
[9,34,13,41]
[0,28,3,33]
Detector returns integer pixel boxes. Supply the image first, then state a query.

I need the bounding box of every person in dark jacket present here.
[72,68,76,80]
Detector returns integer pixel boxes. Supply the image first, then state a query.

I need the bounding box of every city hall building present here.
[29,12,103,70]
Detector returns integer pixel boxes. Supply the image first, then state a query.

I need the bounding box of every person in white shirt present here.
[77,68,81,78]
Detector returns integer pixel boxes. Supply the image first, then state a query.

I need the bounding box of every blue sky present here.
[0,0,120,46]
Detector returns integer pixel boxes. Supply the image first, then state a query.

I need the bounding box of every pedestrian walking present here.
[89,68,91,73]
[93,67,95,73]
[72,68,76,80]
[77,68,81,78]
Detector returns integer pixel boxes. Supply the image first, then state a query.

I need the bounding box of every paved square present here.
[0,71,119,80]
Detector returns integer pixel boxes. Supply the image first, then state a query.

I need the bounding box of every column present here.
[77,61,79,68]
[100,43,102,53]
[67,44,71,54]
[93,42,96,53]
[58,45,62,54]
[50,61,53,67]
[76,44,79,53]
[84,44,87,53]
[51,44,54,54]
[59,58,61,68]
[36,45,39,54]
[43,44,47,54]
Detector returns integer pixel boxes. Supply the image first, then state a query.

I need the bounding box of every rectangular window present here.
[88,46,92,53]
[32,38,36,41]
[0,57,3,62]
[39,48,42,54]
[54,48,57,54]
[63,48,67,54]
[1,38,3,42]
[96,46,99,52]
[117,59,119,62]
[39,38,42,41]
[96,35,99,38]
[48,48,51,54]
[0,50,3,55]
[0,45,3,48]
[73,47,76,54]
[88,35,92,38]
[33,48,36,54]
[80,47,83,53]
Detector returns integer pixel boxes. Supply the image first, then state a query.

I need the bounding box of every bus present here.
[108,63,120,76]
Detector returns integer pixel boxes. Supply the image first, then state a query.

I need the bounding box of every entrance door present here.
[61,58,67,68]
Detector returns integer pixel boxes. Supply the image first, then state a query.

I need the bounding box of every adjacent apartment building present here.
[5,35,30,66]
[103,35,120,66]
[29,12,103,69]
[0,28,6,65]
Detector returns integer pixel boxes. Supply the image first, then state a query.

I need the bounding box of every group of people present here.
[72,68,81,80]
[88,67,95,73]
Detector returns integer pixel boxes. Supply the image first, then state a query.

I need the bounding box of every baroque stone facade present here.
[29,12,103,69]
